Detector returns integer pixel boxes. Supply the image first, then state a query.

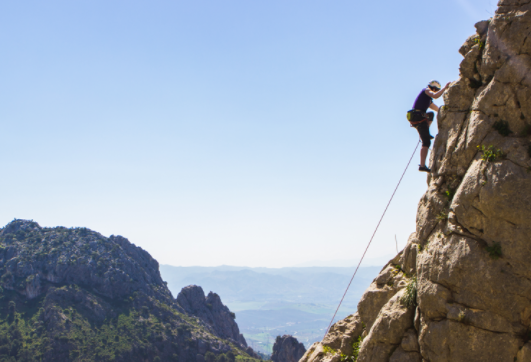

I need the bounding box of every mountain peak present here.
[0,220,261,361]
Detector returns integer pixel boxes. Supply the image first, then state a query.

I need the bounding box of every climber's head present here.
[428,80,442,91]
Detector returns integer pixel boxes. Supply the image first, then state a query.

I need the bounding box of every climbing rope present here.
[323,140,421,338]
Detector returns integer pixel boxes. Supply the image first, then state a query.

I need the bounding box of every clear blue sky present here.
[0,0,497,267]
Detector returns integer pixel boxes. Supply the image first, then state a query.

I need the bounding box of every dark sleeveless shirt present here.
[413,88,433,113]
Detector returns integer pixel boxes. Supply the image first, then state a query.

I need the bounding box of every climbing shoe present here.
[419,165,431,173]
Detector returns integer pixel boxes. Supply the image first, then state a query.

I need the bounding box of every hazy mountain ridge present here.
[161,265,381,306]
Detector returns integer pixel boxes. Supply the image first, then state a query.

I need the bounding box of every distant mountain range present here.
[291,255,393,267]
[160,265,383,353]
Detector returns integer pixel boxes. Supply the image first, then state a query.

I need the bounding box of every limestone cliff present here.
[301,1,531,361]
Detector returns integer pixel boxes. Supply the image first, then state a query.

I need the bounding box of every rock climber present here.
[408,80,451,172]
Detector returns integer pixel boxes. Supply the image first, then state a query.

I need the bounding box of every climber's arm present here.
[425,82,452,99]
[429,103,439,112]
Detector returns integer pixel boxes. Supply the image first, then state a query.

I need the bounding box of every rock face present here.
[177,285,248,348]
[301,2,531,362]
[0,219,259,362]
[271,335,306,362]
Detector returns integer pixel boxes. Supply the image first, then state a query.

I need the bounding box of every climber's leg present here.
[426,112,434,127]
[416,121,432,171]
[420,147,429,168]
[426,112,435,138]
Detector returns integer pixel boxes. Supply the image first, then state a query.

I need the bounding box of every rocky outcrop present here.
[301,1,531,361]
[177,285,248,348]
[0,221,167,303]
[271,335,306,362]
[0,219,259,362]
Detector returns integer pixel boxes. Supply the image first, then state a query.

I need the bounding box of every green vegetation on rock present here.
[400,277,417,308]
[477,145,504,162]
[485,242,502,260]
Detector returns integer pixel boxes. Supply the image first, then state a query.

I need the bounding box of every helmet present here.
[428,80,441,89]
